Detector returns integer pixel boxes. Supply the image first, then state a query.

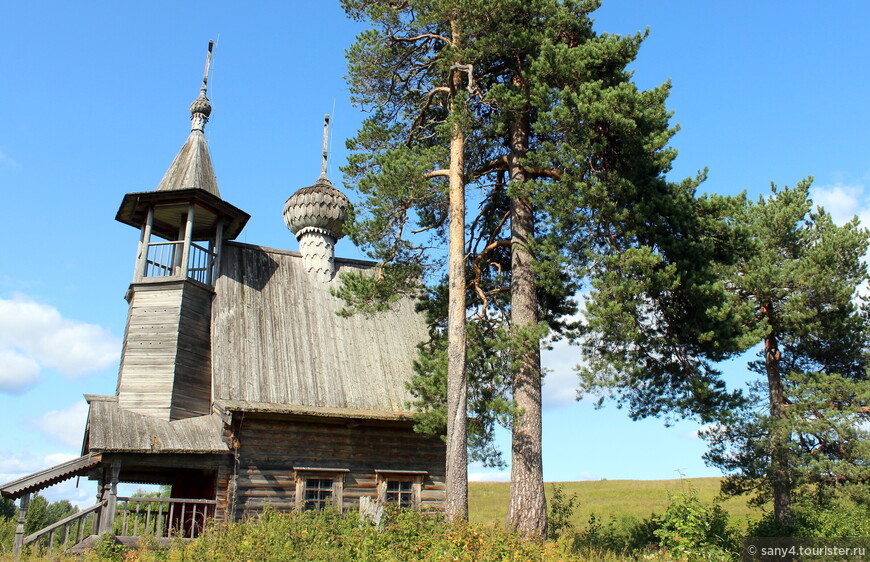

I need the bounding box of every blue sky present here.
[2,1,869,504]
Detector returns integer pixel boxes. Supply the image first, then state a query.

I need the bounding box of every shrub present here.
[166,507,558,562]
[547,484,578,540]
[0,517,15,554]
[750,488,870,538]
[653,488,737,560]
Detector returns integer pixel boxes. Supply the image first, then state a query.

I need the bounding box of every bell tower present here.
[113,41,249,420]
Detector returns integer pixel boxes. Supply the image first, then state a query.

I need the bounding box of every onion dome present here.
[190,93,212,118]
[282,174,350,241]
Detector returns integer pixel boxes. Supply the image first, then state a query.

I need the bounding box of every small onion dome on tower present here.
[283,115,350,282]
[189,91,212,131]
[283,175,350,238]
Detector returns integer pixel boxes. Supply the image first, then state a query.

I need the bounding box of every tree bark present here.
[506,113,547,538]
[762,302,792,528]
[444,16,468,523]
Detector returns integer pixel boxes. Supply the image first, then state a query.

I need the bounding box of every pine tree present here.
[340,0,477,523]
[702,180,870,530]
[340,0,749,537]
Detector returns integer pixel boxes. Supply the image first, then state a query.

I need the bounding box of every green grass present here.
[470,477,759,529]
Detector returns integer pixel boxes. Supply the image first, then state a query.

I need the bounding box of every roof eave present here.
[115,189,250,240]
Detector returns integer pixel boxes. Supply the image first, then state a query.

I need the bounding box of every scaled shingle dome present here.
[282,175,350,240]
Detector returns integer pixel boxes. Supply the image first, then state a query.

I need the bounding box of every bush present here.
[547,484,578,540]
[166,507,558,561]
[652,488,737,560]
[750,489,870,538]
[0,517,15,554]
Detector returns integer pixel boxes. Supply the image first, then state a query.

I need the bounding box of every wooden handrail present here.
[146,240,183,247]
[147,240,215,256]
[20,496,218,555]
[117,497,216,505]
[143,240,216,284]
[23,501,103,545]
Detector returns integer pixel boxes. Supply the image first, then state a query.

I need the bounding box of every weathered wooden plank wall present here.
[212,244,429,413]
[116,280,213,420]
[171,282,213,418]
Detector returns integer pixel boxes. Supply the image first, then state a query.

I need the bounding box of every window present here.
[374,470,427,509]
[293,467,348,511]
[384,480,414,507]
[303,478,334,511]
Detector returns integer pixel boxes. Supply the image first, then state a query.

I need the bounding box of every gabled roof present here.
[211,243,428,414]
[1,454,101,499]
[85,395,229,454]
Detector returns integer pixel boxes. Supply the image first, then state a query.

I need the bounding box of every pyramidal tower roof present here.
[155,40,220,197]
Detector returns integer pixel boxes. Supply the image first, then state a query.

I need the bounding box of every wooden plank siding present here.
[116,280,213,420]
[171,281,213,419]
[227,414,445,518]
[212,244,429,413]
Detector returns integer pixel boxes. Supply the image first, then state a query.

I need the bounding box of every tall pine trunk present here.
[506,113,547,538]
[762,303,792,529]
[445,16,468,522]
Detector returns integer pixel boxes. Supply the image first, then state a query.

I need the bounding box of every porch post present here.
[12,492,31,560]
[98,461,121,534]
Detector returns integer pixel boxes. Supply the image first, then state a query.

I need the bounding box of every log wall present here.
[225,414,446,518]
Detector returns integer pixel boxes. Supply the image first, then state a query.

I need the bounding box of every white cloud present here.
[811,183,870,227]
[0,295,120,391]
[542,337,582,408]
[44,452,78,465]
[31,401,89,449]
[39,478,96,508]
[0,347,41,393]
[542,303,589,409]
[469,470,511,482]
[576,471,597,481]
[0,451,63,475]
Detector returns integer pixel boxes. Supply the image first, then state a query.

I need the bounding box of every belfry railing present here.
[143,241,216,285]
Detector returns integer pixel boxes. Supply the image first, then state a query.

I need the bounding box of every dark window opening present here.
[384,480,414,508]
[304,478,333,510]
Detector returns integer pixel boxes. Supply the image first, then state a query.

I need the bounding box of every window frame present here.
[374,469,427,509]
[293,467,349,512]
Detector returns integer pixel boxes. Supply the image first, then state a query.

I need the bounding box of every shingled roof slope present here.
[85,395,228,453]
[1,454,100,499]
[211,243,428,413]
[155,129,220,197]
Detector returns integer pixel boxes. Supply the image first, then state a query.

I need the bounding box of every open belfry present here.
[2,42,445,554]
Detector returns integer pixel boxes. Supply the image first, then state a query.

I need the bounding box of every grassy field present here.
[470,477,759,530]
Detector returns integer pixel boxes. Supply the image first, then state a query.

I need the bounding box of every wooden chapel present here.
[1,42,446,554]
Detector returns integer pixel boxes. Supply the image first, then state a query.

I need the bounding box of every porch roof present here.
[0,453,101,499]
[85,395,230,454]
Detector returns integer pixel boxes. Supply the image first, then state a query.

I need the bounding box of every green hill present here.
[470,477,759,529]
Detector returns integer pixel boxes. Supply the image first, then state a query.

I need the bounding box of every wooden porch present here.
[1,455,221,559]
[17,496,216,558]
